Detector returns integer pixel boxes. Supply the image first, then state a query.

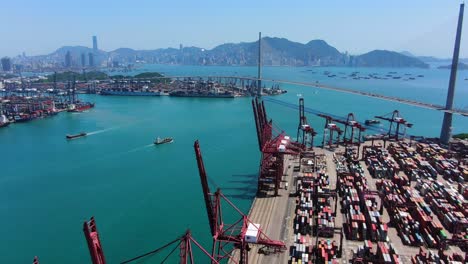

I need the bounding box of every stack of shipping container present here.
[338,160,389,243]
[352,240,401,264]
[372,141,467,250]
[411,246,465,264]
[290,154,339,264]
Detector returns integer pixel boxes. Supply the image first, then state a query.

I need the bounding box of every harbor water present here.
[1,65,467,263]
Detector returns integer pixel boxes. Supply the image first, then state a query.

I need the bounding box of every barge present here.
[66,132,87,140]
[365,119,381,125]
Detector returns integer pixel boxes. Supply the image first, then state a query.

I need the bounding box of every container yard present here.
[1,74,286,100]
[0,79,95,125]
[226,97,467,264]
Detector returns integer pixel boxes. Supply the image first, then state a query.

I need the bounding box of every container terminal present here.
[0,78,94,125]
[25,79,468,263]
[30,96,466,264]
[0,74,284,127]
[242,97,468,264]
[1,74,286,98]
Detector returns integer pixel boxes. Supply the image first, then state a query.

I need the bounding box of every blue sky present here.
[1,0,466,57]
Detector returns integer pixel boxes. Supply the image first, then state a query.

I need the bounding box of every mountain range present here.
[398,51,468,66]
[16,37,438,68]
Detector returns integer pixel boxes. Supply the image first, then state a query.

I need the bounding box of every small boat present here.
[0,115,10,128]
[365,119,381,125]
[66,132,87,140]
[154,137,174,145]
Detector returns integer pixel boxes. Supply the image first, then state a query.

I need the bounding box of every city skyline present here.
[1,1,466,58]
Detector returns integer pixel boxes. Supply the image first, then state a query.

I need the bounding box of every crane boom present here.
[194,140,217,237]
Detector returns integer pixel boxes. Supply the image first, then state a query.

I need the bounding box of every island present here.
[453,133,468,140]
[437,62,468,70]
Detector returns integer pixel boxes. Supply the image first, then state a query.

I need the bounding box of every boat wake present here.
[86,119,152,136]
[87,127,118,136]
[127,144,154,153]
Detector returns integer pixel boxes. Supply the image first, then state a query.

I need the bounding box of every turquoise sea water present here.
[1,65,467,263]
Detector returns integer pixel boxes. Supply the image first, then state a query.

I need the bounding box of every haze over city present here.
[1,0,466,58]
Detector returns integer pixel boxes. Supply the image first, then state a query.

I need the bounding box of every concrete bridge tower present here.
[440,3,464,145]
[257,32,262,96]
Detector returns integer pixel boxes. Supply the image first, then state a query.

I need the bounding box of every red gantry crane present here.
[317,114,343,149]
[120,230,220,264]
[83,217,107,264]
[297,98,317,150]
[194,140,287,264]
[83,216,219,264]
[252,98,301,196]
[342,113,366,146]
[317,113,366,149]
[318,113,366,148]
[375,110,412,141]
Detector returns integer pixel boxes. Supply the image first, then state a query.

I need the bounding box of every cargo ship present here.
[0,115,10,128]
[169,90,235,98]
[13,113,34,123]
[67,102,95,112]
[100,89,169,96]
[365,119,381,125]
[66,132,87,140]
[154,137,174,145]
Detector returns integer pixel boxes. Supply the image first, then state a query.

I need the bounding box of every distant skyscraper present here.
[81,53,86,67]
[65,51,72,68]
[179,44,184,64]
[1,57,12,71]
[93,36,98,52]
[88,53,94,67]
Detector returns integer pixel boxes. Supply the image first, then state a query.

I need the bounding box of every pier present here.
[231,155,298,264]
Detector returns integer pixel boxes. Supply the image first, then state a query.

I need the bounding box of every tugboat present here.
[154,137,174,145]
[365,119,381,125]
[66,132,87,140]
[0,115,10,128]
